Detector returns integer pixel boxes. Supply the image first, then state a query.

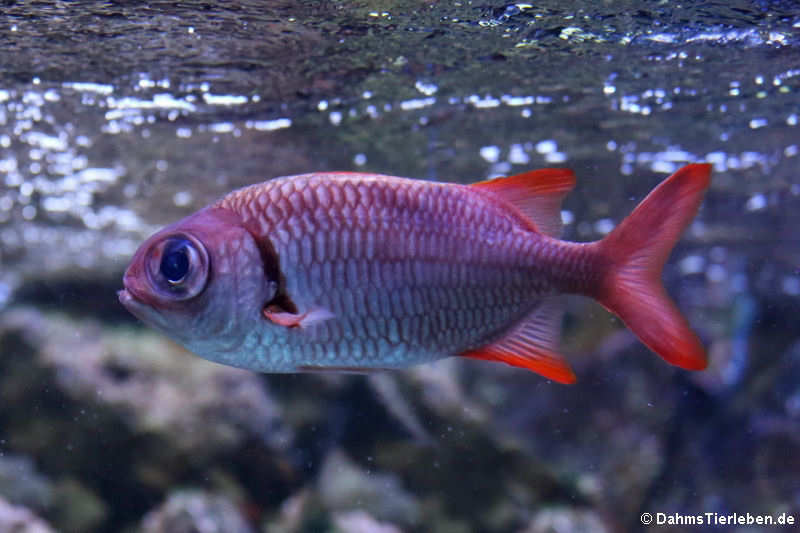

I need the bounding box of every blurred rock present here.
[263,489,313,533]
[0,496,56,533]
[141,489,253,533]
[407,358,489,424]
[0,307,291,456]
[332,510,403,533]
[519,507,610,533]
[0,307,296,530]
[317,449,420,527]
[50,479,107,533]
[0,454,106,532]
[367,373,433,444]
[0,455,53,512]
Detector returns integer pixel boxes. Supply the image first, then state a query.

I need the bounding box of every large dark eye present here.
[146,234,209,301]
[160,239,191,284]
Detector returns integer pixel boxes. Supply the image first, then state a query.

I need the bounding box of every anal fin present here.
[460,297,576,384]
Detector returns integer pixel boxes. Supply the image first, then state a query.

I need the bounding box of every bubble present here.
[508,144,529,165]
[745,193,766,211]
[679,255,706,275]
[209,122,234,133]
[479,145,501,163]
[415,80,438,96]
[782,276,800,296]
[173,191,193,207]
[594,218,615,235]
[535,140,557,154]
[400,97,435,111]
[202,94,247,105]
[706,264,727,283]
[246,118,291,131]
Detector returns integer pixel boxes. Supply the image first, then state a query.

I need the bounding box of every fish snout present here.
[119,267,162,311]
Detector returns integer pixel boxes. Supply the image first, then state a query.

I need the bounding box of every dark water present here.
[0,1,798,532]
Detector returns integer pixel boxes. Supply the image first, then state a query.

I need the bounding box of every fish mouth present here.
[117,288,136,308]
[118,285,161,320]
[118,288,149,322]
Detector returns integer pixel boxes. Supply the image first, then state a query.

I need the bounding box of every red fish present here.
[119,164,711,383]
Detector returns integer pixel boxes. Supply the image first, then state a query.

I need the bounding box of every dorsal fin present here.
[470,169,576,237]
[460,297,576,384]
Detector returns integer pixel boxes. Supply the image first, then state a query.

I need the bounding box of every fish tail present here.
[591,163,712,370]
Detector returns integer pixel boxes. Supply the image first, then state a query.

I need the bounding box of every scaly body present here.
[214,173,591,371]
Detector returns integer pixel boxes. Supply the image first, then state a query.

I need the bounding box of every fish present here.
[118,163,712,384]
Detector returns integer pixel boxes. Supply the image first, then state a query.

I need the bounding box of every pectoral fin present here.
[263,305,334,329]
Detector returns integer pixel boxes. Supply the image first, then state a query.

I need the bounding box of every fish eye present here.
[160,239,191,284]
[146,234,209,301]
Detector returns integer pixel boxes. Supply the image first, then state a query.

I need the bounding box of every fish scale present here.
[216,174,552,367]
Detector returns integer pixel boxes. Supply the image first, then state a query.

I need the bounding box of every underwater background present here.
[1,1,799,532]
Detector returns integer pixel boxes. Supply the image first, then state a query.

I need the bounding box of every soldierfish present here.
[119,164,711,383]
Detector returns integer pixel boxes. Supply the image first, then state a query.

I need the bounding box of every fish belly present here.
[221,174,556,371]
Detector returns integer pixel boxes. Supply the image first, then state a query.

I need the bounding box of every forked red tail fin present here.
[593,163,711,371]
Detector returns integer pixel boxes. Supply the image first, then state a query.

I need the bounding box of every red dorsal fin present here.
[460,297,576,384]
[470,169,576,237]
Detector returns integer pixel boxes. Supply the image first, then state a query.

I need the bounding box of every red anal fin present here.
[462,346,576,384]
[470,168,576,237]
[460,297,576,384]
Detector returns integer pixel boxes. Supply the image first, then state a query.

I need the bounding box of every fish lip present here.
[118,273,145,309]
[118,287,146,319]
[118,286,163,325]
[117,288,135,307]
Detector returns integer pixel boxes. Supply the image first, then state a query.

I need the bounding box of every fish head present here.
[119,206,275,358]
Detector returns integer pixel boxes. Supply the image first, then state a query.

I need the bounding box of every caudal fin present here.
[593,164,711,371]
